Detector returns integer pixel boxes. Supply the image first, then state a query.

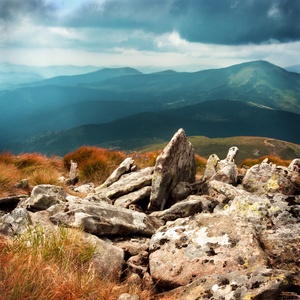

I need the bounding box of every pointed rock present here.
[148,128,195,211]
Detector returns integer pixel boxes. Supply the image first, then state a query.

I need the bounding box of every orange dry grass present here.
[195,155,207,176]
[0,231,166,300]
[239,154,292,169]
[130,150,162,169]
[63,146,127,184]
[0,152,65,198]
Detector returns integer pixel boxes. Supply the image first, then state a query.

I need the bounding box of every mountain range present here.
[1,60,300,156]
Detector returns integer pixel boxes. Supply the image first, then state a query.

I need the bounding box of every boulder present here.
[50,201,160,236]
[31,184,67,201]
[161,267,292,300]
[107,236,150,256]
[73,183,95,194]
[149,196,211,222]
[169,182,192,206]
[148,128,195,211]
[209,180,251,200]
[20,194,62,211]
[149,214,267,288]
[114,186,151,208]
[205,147,239,184]
[97,157,134,189]
[82,232,125,281]
[242,159,300,195]
[0,208,31,236]
[95,167,153,200]
[14,179,29,189]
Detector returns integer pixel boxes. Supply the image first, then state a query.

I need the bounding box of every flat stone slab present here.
[149,214,267,288]
[50,201,160,236]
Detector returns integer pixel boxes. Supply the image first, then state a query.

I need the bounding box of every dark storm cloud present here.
[0,0,56,23]
[67,0,300,45]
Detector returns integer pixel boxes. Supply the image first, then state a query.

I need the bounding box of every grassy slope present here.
[139,136,300,165]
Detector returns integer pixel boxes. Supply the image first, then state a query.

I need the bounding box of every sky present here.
[1,0,300,72]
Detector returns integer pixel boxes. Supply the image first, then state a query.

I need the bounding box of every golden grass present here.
[239,154,292,168]
[63,147,127,184]
[0,225,169,300]
[0,152,65,198]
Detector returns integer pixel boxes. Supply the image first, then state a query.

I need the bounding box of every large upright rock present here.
[147,128,195,211]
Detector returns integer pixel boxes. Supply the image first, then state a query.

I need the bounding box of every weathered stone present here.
[160,267,292,300]
[0,194,27,211]
[0,208,31,236]
[242,159,300,195]
[73,183,95,194]
[211,162,238,184]
[204,154,220,178]
[205,147,239,184]
[108,236,150,256]
[209,180,251,200]
[114,186,151,208]
[149,196,206,221]
[148,128,195,211]
[14,179,29,189]
[68,160,78,185]
[97,157,134,189]
[169,182,192,206]
[95,167,153,200]
[31,184,68,201]
[83,232,124,281]
[50,201,160,236]
[288,158,300,173]
[126,250,149,276]
[20,194,61,211]
[118,292,140,300]
[149,214,267,288]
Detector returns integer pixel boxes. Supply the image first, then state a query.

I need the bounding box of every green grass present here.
[139,136,300,165]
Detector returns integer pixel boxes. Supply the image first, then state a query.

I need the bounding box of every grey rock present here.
[161,267,292,300]
[14,179,29,189]
[204,154,220,178]
[95,167,153,200]
[50,201,160,236]
[84,232,124,281]
[20,194,61,211]
[108,236,150,256]
[148,128,195,211]
[0,208,31,236]
[114,186,151,208]
[205,147,239,184]
[97,157,134,189]
[149,196,207,221]
[149,214,267,288]
[209,180,251,200]
[169,182,192,206]
[242,159,300,195]
[73,183,95,194]
[31,184,67,201]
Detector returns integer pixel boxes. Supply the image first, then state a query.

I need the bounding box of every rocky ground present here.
[1,128,300,300]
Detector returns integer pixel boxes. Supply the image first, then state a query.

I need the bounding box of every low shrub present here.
[195,154,207,176]
[63,146,127,184]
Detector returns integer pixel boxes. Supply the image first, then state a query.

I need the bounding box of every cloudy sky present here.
[1,0,300,72]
